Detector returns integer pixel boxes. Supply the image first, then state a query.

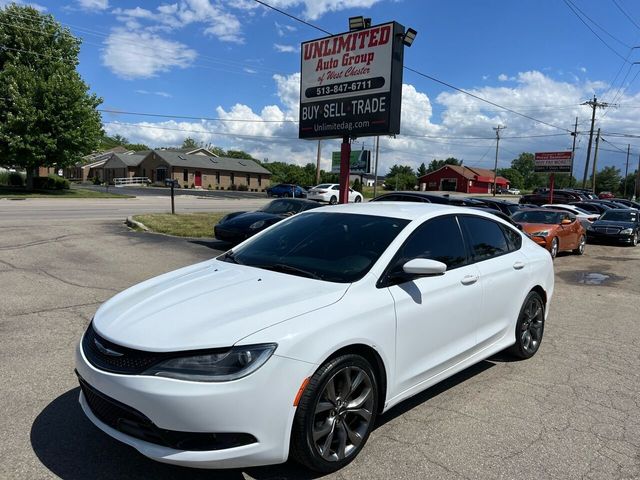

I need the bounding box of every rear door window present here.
[459,216,510,262]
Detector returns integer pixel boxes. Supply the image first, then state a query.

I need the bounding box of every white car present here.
[307,183,363,204]
[507,188,521,195]
[542,204,599,228]
[76,203,554,473]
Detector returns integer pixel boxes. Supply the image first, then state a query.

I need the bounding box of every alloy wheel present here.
[312,366,375,462]
[550,238,558,258]
[520,296,544,355]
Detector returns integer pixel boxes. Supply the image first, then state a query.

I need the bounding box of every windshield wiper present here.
[257,263,322,280]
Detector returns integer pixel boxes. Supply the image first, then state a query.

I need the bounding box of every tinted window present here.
[460,216,510,262]
[392,216,467,271]
[601,210,638,222]
[500,225,522,251]
[224,213,409,283]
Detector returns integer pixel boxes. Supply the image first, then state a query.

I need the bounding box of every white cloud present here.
[102,29,197,79]
[0,0,46,11]
[135,89,172,98]
[498,73,515,82]
[266,0,382,20]
[275,21,296,37]
[77,0,108,10]
[580,66,587,73]
[104,70,640,174]
[274,43,297,53]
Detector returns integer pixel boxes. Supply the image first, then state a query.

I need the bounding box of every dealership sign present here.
[534,151,573,173]
[331,149,371,173]
[299,22,405,139]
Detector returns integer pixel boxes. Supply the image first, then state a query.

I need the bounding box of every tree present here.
[417,162,428,177]
[497,168,524,189]
[620,171,637,198]
[352,178,362,192]
[590,166,621,194]
[427,157,461,173]
[226,150,255,160]
[181,137,199,149]
[0,5,103,189]
[384,164,417,191]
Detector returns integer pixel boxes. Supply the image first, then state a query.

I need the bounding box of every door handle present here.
[513,261,526,270]
[460,275,479,285]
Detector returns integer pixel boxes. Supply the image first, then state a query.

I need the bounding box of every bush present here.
[238,184,248,191]
[352,178,362,193]
[190,183,195,189]
[91,176,101,185]
[208,184,212,189]
[32,174,70,190]
[8,172,24,186]
[229,184,237,191]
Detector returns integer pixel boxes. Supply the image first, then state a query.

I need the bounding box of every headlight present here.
[249,220,266,229]
[620,228,633,234]
[144,343,277,382]
[530,230,549,237]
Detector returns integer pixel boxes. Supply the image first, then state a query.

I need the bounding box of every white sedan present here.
[307,183,363,204]
[75,203,554,473]
[542,204,599,228]
[507,188,521,195]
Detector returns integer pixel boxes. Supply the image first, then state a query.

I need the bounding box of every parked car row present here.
[266,183,365,204]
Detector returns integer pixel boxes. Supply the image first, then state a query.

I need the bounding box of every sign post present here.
[299,21,408,203]
[534,151,572,203]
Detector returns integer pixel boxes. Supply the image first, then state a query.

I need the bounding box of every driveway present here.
[0,201,638,479]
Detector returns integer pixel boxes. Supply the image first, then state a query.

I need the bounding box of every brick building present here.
[418,165,509,194]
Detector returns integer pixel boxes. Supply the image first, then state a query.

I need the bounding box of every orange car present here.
[512,208,586,258]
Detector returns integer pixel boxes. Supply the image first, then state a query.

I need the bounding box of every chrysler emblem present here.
[94,339,124,357]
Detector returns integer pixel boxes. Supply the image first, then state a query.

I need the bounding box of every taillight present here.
[588,217,597,222]
[316,190,327,194]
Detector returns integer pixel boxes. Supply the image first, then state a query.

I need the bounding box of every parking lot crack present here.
[39,269,119,293]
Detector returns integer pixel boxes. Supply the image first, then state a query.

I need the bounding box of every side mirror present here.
[403,258,447,276]
[561,218,572,225]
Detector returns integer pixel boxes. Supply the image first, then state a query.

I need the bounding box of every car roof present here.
[307,201,518,225]
[470,197,518,205]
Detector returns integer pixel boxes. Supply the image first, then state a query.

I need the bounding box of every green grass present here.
[0,186,134,198]
[132,212,229,238]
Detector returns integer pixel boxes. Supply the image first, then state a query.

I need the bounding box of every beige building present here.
[137,149,272,191]
[102,153,146,183]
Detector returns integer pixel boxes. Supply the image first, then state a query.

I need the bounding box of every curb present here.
[125,215,149,231]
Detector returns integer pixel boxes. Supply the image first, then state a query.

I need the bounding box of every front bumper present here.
[213,225,249,243]
[587,231,635,244]
[75,341,313,469]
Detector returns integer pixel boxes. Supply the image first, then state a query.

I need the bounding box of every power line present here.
[562,0,629,62]
[564,0,631,49]
[611,0,640,31]
[250,0,573,133]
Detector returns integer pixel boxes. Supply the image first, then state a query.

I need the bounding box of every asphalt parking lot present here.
[1,199,639,479]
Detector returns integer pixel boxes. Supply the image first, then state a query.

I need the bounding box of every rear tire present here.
[509,291,545,360]
[354,196,362,203]
[329,195,337,205]
[573,235,586,255]
[290,354,378,473]
[283,192,291,198]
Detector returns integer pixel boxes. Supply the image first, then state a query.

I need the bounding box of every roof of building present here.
[148,150,271,175]
[103,153,146,168]
[419,165,508,183]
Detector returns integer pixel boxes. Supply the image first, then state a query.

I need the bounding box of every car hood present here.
[222,211,282,228]
[518,223,559,234]
[591,219,636,229]
[92,260,349,352]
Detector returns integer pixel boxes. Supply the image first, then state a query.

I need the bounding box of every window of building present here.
[156,167,167,182]
[230,173,235,185]
[459,216,509,262]
[183,169,188,181]
[246,174,251,185]
[216,171,220,184]
[258,175,262,186]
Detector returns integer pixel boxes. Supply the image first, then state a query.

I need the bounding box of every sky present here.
[4,0,640,178]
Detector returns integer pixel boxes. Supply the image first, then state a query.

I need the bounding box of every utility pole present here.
[591,128,601,193]
[624,144,631,199]
[492,125,506,196]
[315,140,321,185]
[570,117,578,187]
[636,153,640,201]
[581,96,611,188]
[373,136,380,198]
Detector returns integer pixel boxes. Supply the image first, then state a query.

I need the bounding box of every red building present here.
[418,165,509,194]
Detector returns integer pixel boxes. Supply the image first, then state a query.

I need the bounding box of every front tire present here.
[631,231,638,246]
[549,237,559,259]
[290,354,378,473]
[509,291,545,360]
[573,235,586,255]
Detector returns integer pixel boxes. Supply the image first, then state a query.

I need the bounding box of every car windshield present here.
[506,204,522,214]
[601,211,638,222]
[512,211,562,224]
[260,199,306,214]
[220,212,410,283]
